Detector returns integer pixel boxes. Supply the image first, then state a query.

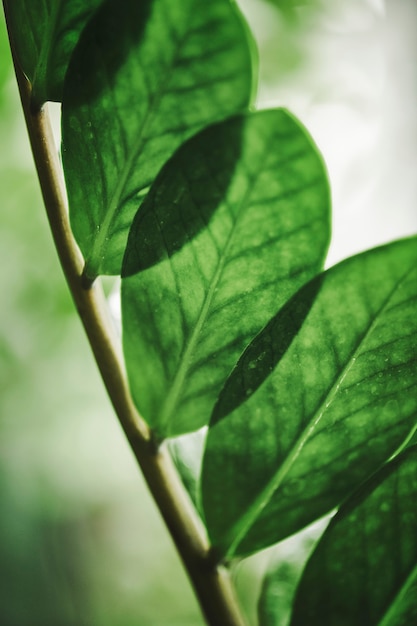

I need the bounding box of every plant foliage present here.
[61,0,255,276]
[7,0,105,103]
[8,0,417,624]
[290,445,417,626]
[202,237,417,557]
[121,108,330,438]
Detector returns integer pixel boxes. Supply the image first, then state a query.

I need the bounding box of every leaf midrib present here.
[157,159,262,436]
[157,126,327,436]
[84,4,213,275]
[222,262,415,557]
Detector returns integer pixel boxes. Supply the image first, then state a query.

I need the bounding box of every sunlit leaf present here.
[201,237,417,558]
[290,446,417,626]
[61,0,255,277]
[5,0,104,103]
[121,108,330,438]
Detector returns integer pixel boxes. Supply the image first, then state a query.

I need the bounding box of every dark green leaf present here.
[121,108,330,438]
[291,446,417,626]
[201,237,417,558]
[61,0,255,277]
[5,0,104,103]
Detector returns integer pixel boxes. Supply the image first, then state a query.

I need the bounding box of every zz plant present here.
[3,1,417,624]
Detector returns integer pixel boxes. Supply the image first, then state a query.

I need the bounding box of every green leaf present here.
[61,0,255,277]
[201,237,417,558]
[290,446,417,626]
[0,15,13,101]
[258,526,323,626]
[168,430,207,512]
[258,559,303,626]
[121,108,330,438]
[5,0,104,104]
[406,430,417,449]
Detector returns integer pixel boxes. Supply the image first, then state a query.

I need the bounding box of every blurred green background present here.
[0,1,416,625]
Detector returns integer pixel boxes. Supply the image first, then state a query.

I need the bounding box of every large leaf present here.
[201,237,417,558]
[121,109,330,438]
[5,0,104,104]
[290,446,417,626]
[61,0,255,277]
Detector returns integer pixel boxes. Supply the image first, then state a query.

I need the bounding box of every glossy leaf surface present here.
[6,0,104,103]
[122,109,330,438]
[290,446,417,626]
[61,0,254,276]
[202,237,417,557]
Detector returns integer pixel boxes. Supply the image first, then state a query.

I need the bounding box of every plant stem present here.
[3,5,248,625]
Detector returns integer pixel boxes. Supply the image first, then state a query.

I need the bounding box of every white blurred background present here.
[240,0,417,266]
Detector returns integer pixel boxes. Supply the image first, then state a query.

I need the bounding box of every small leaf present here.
[61,0,255,277]
[291,446,417,626]
[258,522,325,626]
[168,429,207,512]
[121,108,330,438]
[259,558,303,626]
[6,0,104,103]
[201,237,417,558]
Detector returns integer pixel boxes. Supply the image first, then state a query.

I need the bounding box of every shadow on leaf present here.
[211,272,325,425]
[64,0,152,106]
[122,115,245,277]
